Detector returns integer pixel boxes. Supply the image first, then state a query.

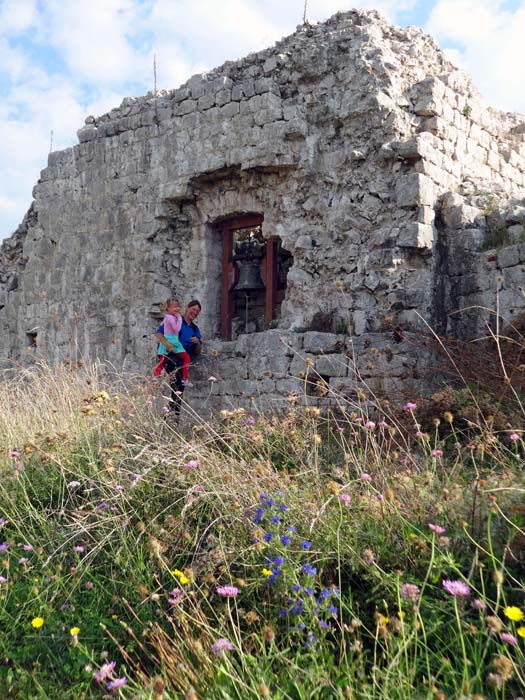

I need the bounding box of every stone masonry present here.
[1,9,525,413]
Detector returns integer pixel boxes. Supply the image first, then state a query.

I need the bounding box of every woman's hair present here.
[186,299,202,310]
[160,297,180,312]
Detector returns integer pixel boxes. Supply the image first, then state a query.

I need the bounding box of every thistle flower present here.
[442,579,471,596]
[211,638,234,658]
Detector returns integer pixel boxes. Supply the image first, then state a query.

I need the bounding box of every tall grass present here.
[1,360,524,699]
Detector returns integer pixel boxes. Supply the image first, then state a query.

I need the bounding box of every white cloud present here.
[427,0,525,113]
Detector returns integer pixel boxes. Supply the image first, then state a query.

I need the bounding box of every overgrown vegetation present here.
[1,354,525,699]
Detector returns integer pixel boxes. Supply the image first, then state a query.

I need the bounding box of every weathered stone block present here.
[398,223,434,249]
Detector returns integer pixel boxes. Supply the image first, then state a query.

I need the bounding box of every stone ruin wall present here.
[1,9,525,413]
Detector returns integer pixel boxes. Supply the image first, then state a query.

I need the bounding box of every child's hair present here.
[160,297,180,313]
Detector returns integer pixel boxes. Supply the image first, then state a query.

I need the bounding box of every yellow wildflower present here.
[172,569,190,585]
[70,626,80,636]
[503,606,524,622]
[517,626,525,638]
[262,568,273,578]
[31,617,44,629]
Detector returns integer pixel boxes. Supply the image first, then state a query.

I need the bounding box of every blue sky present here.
[1,0,524,240]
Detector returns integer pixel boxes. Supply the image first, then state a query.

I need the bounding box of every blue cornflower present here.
[291,601,304,615]
[306,633,318,648]
[259,493,267,501]
[263,532,273,543]
[302,564,317,576]
[280,504,288,511]
[301,540,312,550]
[319,589,331,599]
[292,584,302,592]
[327,605,338,616]
[280,535,291,546]
[279,609,288,618]
[304,587,315,596]
[272,556,284,566]
[319,620,331,629]
[271,515,281,524]
[332,588,341,597]
[265,498,275,507]
[297,622,306,630]
[288,525,296,533]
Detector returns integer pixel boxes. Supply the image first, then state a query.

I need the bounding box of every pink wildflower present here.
[500,632,518,645]
[510,432,520,442]
[211,638,234,658]
[400,583,420,602]
[471,598,486,611]
[208,376,218,382]
[162,406,169,413]
[442,579,471,596]
[216,585,239,598]
[74,545,85,553]
[0,543,8,553]
[184,459,199,471]
[0,576,8,583]
[9,450,21,458]
[95,661,116,683]
[22,544,33,551]
[18,557,29,565]
[431,449,443,458]
[85,581,94,590]
[428,523,446,534]
[378,421,388,428]
[403,402,417,412]
[339,493,351,507]
[359,472,372,483]
[107,677,128,690]
[364,421,376,430]
[168,587,184,605]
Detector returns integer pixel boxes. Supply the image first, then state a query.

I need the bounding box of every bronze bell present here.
[234,259,265,292]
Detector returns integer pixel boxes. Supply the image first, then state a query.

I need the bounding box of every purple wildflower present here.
[0,518,6,527]
[107,677,127,690]
[280,535,291,546]
[365,421,376,430]
[510,432,520,442]
[73,545,85,553]
[18,557,29,565]
[442,579,471,597]
[211,637,234,658]
[216,585,239,598]
[94,661,116,683]
[431,449,443,458]
[359,472,372,483]
[244,417,256,426]
[9,450,21,458]
[0,576,8,583]
[263,532,273,543]
[168,587,184,605]
[471,598,486,611]
[501,632,518,645]
[184,459,199,470]
[0,542,8,553]
[22,544,33,551]
[400,583,421,602]
[302,564,317,576]
[302,540,312,550]
[85,580,94,590]
[339,493,351,507]
[403,402,417,411]
[428,523,446,534]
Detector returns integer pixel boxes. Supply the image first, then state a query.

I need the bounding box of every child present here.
[154,297,192,385]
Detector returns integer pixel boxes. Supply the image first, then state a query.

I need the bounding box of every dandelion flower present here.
[517,627,525,638]
[211,638,234,658]
[442,579,471,596]
[70,627,80,636]
[31,617,45,629]
[503,606,524,622]
[216,585,239,598]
